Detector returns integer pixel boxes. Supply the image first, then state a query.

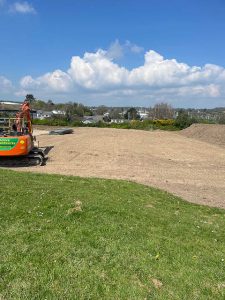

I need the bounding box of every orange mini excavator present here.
[0,100,46,166]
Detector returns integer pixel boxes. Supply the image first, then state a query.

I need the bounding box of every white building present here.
[52,110,66,116]
[34,110,53,119]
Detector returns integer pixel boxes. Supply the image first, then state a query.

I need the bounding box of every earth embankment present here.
[179,124,225,148]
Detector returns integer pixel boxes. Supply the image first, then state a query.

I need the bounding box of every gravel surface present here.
[11,126,225,209]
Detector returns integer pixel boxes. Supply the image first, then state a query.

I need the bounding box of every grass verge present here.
[0,169,225,299]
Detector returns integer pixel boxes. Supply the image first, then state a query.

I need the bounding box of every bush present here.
[175,111,196,129]
[218,114,225,124]
[33,118,179,131]
[32,118,69,126]
[71,120,83,127]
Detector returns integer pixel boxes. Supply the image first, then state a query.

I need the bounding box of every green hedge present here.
[33,118,180,131]
[32,119,69,126]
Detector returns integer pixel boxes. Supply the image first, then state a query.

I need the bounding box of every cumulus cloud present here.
[0,75,13,93]
[106,39,144,60]
[125,40,144,54]
[18,47,225,106]
[21,70,72,92]
[106,40,124,60]
[9,1,36,14]
[68,50,128,90]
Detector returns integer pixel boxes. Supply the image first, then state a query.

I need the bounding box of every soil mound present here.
[180,124,225,147]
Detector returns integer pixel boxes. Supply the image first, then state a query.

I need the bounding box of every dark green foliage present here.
[29,97,92,118]
[175,110,197,129]
[25,94,36,103]
[124,107,140,120]
[65,102,89,120]
[218,114,225,124]
[32,118,69,126]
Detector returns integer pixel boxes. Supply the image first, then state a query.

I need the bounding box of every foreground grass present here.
[0,169,225,299]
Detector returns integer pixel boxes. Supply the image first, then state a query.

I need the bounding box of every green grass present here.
[0,169,225,299]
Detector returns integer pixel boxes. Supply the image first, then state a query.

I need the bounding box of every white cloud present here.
[17,48,225,106]
[14,89,28,97]
[106,39,144,60]
[68,50,128,90]
[107,40,124,60]
[174,84,220,98]
[125,40,144,54]
[9,1,36,14]
[21,70,72,92]
[0,75,13,93]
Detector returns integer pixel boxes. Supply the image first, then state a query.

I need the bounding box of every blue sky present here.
[0,0,225,107]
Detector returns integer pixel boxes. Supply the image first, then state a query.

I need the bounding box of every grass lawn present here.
[0,169,225,299]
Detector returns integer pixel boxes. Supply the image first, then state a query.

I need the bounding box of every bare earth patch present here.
[8,126,225,208]
[33,129,49,136]
[179,124,225,148]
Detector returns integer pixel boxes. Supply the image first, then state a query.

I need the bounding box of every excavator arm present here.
[16,100,33,134]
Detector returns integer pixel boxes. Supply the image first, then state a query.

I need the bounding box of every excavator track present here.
[0,148,47,167]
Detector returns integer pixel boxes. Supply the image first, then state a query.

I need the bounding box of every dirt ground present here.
[180,123,225,148]
[8,125,220,209]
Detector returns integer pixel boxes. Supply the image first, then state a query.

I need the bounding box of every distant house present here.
[52,110,66,116]
[137,109,149,120]
[82,115,103,124]
[82,119,93,125]
[110,119,125,124]
[139,113,149,120]
[34,110,53,120]
[0,101,21,111]
[0,101,37,117]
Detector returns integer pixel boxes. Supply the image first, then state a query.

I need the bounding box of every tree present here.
[46,99,55,110]
[124,108,140,120]
[109,108,123,120]
[218,113,225,124]
[175,109,197,129]
[152,103,174,119]
[75,104,85,117]
[96,105,108,115]
[32,99,46,110]
[103,114,111,123]
[64,102,86,120]
[25,94,35,103]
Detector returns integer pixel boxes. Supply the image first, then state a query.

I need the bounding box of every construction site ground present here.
[8,124,225,209]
